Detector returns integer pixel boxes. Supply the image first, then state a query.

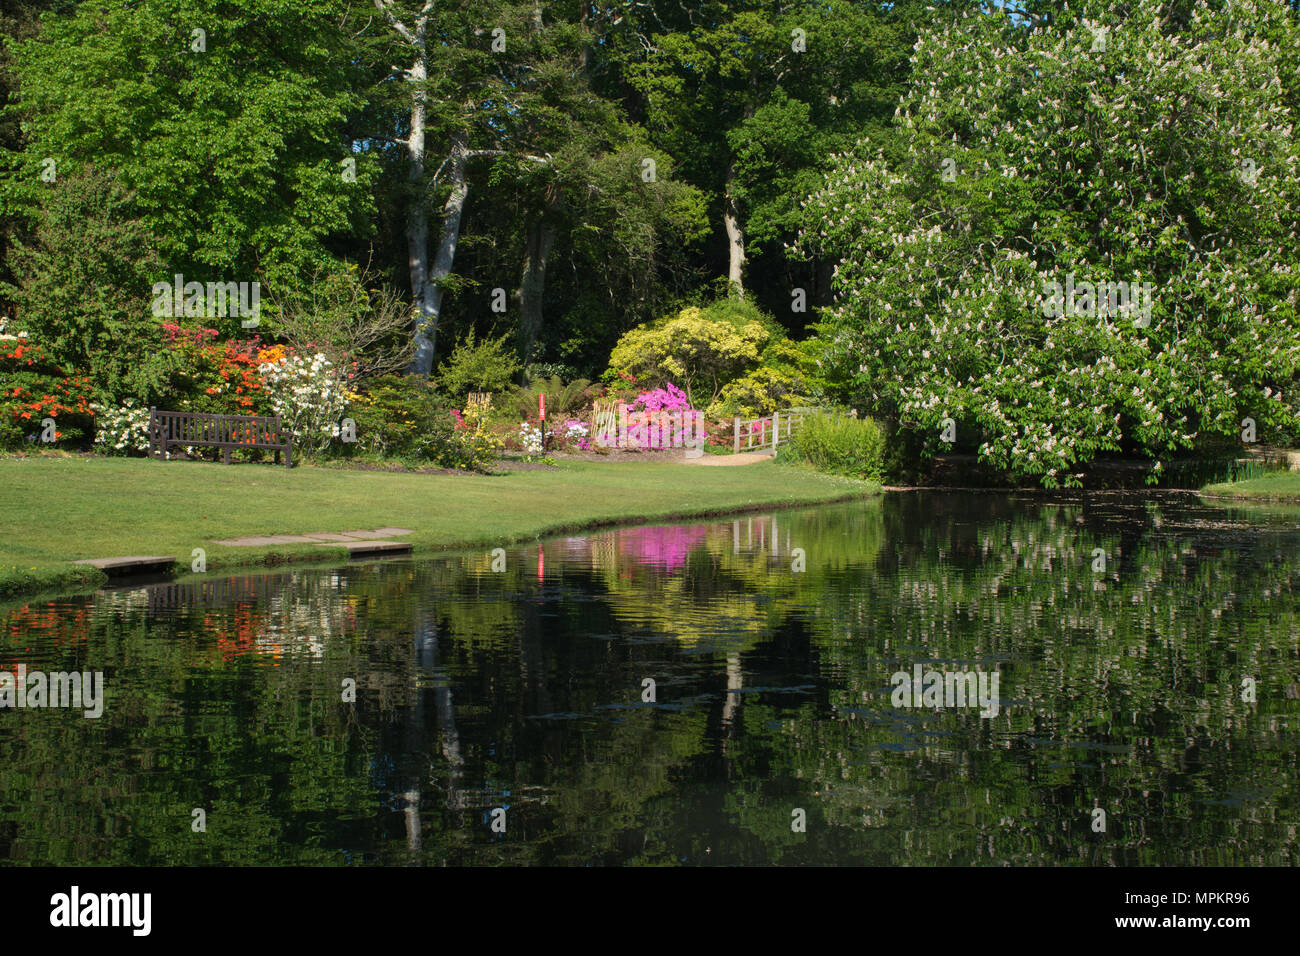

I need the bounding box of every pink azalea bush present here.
[631,382,690,412]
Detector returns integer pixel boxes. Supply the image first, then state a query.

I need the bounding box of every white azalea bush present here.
[799,1,1300,486]
[90,399,150,454]
[518,421,543,454]
[258,352,349,455]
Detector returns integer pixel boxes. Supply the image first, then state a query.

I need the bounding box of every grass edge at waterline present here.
[1199,469,1300,502]
[0,455,879,601]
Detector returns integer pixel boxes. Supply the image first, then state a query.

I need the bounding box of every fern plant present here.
[509,375,594,420]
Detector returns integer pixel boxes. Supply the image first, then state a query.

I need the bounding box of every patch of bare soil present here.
[545,448,702,463]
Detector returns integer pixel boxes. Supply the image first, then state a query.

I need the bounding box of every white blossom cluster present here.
[258,353,349,455]
[89,399,151,453]
[797,1,1300,486]
[518,421,543,454]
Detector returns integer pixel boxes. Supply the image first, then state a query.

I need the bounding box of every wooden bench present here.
[148,408,293,467]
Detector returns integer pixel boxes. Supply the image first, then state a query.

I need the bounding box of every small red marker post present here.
[539,393,546,449]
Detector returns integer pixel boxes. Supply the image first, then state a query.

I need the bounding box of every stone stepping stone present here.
[74,556,176,575]
[343,541,412,557]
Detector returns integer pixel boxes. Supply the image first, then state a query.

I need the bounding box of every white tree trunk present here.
[376,1,440,374]
[723,162,745,297]
[406,42,436,374]
[420,139,473,374]
[378,1,550,376]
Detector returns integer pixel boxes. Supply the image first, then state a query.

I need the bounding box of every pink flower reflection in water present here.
[616,525,708,572]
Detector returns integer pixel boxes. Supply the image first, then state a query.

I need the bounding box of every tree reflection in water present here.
[0,492,1296,865]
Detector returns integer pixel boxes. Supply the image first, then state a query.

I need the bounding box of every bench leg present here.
[223,448,231,465]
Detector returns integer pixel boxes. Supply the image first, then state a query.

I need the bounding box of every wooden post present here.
[733,417,740,454]
[773,410,780,450]
[277,415,291,468]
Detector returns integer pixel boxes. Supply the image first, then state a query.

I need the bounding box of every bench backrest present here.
[149,408,285,446]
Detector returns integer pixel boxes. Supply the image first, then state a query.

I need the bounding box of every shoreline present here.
[0,455,878,604]
[5,454,1296,606]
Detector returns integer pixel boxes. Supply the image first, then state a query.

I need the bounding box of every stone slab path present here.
[212,527,414,547]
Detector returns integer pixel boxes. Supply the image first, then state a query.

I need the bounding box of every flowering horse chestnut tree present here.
[799,1,1300,486]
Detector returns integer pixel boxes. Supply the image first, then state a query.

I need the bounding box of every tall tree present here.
[600,0,925,309]
[372,0,560,375]
[371,0,702,375]
[0,0,74,311]
[3,0,374,298]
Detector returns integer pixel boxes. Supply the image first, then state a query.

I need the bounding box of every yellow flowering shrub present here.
[607,307,770,407]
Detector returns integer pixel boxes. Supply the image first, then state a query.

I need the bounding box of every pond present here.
[1,491,1297,866]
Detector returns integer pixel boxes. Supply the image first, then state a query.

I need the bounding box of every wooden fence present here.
[584,403,822,453]
[732,407,819,453]
[592,405,706,450]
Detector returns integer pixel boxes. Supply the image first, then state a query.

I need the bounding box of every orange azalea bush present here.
[87,327,303,455]
[1,333,94,449]
[159,325,281,417]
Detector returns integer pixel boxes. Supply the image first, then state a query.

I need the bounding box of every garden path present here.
[211,527,414,546]
[685,451,775,466]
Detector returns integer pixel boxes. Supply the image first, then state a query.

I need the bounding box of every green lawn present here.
[0,455,877,599]
[1200,469,1300,501]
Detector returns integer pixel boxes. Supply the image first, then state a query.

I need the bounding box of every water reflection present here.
[1,492,1298,865]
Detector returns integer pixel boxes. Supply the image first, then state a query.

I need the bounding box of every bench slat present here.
[148,407,292,467]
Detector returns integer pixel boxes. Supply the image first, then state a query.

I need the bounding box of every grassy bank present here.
[0,455,877,599]
[1199,470,1300,502]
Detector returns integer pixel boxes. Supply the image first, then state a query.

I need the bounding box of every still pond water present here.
[2,492,1298,866]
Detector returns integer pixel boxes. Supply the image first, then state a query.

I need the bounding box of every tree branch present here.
[373,0,415,44]
[463,149,554,165]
